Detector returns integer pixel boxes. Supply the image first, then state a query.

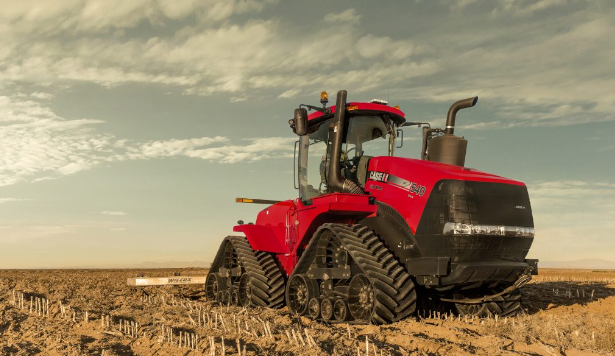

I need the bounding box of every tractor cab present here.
[293,92,406,202]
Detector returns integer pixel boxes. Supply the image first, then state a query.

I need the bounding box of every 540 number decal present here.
[408,182,426,196]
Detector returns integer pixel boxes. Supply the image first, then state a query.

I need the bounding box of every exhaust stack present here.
[445,96,478,135]
[428,96,478,167]
[328,90,364,194]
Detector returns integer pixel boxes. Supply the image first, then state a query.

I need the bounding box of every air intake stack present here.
[427,96,478,167]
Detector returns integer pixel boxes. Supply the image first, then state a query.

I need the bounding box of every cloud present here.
[101,211,127,216]
[230,96,247,103]
[355,35,415,60]
[0,95,113,186]
[0,0,612,136]
[491,0,567,16]
[394,3,615,128]
[278,88,301,99]
[183,137,295,163]
[0,1,427,99]
[0,95,296,186]
[31,92,53,99]
[0,0,277,35]
[134,137,228,158]
[0,198,32,204]
[31,176,58,183]
[323,9,361,24]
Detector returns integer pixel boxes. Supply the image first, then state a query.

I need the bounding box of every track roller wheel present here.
[230,290,239,306]
[216,290,225,305]
[286,274,318,316]
[321,299,334,321]
[308,298,321,319]
[333,299,349,321]
[205,273,221,301]
[348,274,375,322]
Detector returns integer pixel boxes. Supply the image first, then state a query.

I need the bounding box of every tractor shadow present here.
[414,281,615,318]
[521,281,615,314]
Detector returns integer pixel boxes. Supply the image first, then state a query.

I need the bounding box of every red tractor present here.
[205,90,537,323]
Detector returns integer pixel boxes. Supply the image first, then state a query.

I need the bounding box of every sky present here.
[0,0,614,268]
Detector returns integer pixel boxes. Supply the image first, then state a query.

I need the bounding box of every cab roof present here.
[307,102,406,126]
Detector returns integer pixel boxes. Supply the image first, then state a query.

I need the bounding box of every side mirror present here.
[291,108,308,136]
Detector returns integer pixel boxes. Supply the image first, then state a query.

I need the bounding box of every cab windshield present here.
[298,115,395,201]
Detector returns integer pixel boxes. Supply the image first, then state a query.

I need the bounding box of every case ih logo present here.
[369,171,426,197]
[369,171,388,182]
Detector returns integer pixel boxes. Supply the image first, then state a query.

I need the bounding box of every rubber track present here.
[293,223,417,324]
[207,236,285,309]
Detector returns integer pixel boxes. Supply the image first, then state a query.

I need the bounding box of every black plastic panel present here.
[413,180,535,266]
[417,180,534,236]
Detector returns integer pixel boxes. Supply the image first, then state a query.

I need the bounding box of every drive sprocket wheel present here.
[454,288,521,318]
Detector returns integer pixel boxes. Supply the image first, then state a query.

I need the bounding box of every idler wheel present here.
[238,273,254,307]
[286,274,318,316]
[308,298,321,319]
[205,273,221,301]
[333,299,349,321]
[321,299,334,321]
[348,274,375,322]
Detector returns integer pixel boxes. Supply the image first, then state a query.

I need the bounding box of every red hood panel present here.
[365,156,526,232]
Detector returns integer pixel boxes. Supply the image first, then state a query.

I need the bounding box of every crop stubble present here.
[0,268,614,356]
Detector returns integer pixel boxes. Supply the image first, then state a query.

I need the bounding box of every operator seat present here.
[356,155,372,189]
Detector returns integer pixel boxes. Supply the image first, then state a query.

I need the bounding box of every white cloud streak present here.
[0,95,294,186]
[0,198,32,204]
[323,9,362,24]
[101,211,127,216]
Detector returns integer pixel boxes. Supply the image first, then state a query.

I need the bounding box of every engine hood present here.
[367,156,524,188]
[364,156,528,233]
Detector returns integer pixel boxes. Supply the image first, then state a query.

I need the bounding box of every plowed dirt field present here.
[1,268,614,356]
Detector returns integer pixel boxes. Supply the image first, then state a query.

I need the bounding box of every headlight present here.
[443,222,534,237]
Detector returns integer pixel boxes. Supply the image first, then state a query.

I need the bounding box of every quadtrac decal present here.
[368,171,426,197]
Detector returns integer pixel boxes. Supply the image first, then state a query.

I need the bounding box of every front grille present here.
[416,180,534,236]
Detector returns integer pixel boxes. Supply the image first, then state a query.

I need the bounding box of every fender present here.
[295,194,377,252]
[359,201,452,279]
[233,224,288,254]
[358,201,421,263]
